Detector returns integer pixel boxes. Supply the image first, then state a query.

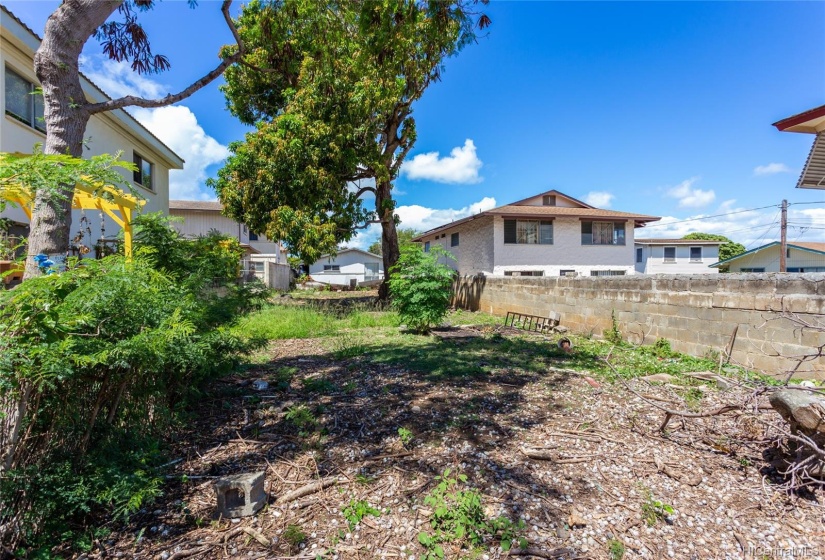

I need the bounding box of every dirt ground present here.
[96,327,825,560]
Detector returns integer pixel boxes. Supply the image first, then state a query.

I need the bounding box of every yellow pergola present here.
[2,182,144,257]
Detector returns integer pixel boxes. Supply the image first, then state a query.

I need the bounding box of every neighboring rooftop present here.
[635,238,726,245]
[412,189,660,241]
[772,103,825,190]
[710,241,825,268]
[169,200,223,211]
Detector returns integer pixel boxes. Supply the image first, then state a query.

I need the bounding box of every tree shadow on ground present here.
[149,329,602,557]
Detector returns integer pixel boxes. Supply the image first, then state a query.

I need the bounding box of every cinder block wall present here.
[453,274,825,380]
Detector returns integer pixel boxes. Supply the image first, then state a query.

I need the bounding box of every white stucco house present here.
[412,190,660,277]
[634,238,722,274]
[0,6,184,255]
[710,242,825,273]
[309,248,383,287]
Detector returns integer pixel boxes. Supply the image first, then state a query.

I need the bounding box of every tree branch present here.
[87,1,243,115]
[353,186,376,199]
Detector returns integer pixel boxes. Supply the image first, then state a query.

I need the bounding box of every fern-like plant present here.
[388,246,455,333]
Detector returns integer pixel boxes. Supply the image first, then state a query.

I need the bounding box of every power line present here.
[643,204,779,229]
[789,200,825,206]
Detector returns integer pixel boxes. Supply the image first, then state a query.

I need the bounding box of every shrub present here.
[388,246,455,333]
[0,222,264,552]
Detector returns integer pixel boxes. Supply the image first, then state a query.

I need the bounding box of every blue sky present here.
[6,0,825,249]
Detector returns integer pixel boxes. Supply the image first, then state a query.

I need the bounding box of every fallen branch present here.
[165,545,215,560]
[654,456,702,486]
[519,447,592,464]
[242,526,271,547]
[508,547,577,559]
[275,476,342,504]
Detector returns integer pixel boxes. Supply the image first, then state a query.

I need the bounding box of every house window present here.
[560,269,577,276]
[690,247,702,262]
[451,232,459,247]
[664,246,676,262]
[5,66,45,133]
[504,219,553,244]
[739,268,765,273]
[504,270,544,277]
[787,248,791,258]
[249,231,259,241]
[424,241,430,252]
[636,248,643,263]
[323,264,340,272]
[590,270,626,277]
[581,221,625,245]
[542,195,556,206]
[133,153,153,190]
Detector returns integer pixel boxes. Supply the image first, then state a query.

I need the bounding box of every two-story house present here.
[1,5,184,255]
[413,190,660,277]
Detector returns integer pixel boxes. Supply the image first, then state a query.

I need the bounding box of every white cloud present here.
[666,177,716,208]
[132,106,229,200]
[348,197,497,250]
[79,56,228,200]
[400,139,483,184]
[583,191,614,208]
[637,203,825,248]
[81,57,169,99]
[754,163,792,176]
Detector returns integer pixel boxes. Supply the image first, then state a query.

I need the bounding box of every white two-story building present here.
[1,5,184,256]
[413,190,660,277]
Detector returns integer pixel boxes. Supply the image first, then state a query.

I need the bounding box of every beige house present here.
[634,238,722,274]
[168,200,284,282]
[710,242,825,273]
[0,6,184,254]
[413,190,660,277]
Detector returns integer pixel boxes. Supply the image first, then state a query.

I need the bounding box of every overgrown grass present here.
[238,302,764,385]
[235,304,400,339]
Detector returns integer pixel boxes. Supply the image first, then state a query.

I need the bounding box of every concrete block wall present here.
[453,273,825,380]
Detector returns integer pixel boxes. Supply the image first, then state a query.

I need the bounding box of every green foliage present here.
[369,228,420,256]
[398,427,414,446]
[0,149,135,214]
[283,524,307,548]
[301,376,335,393]
[331,333,367,360]
[389,246,455,333]
[236,304,399,340]
[605,310,622,345]
[652,338,675,358]
[132,213,245,288]
[608,538,626,559]
[0,225,264,550]
[285,404,317,434]
[418,469,526,559]
[214,0,488,263]
[681,232,746,263]
[341,499,382,530]
[639,487,674,526]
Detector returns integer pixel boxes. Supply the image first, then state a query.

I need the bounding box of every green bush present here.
[388,246,455,333]
[0,219,265,553]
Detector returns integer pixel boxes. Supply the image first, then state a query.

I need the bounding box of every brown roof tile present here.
[487,205,659,221]
[169,200,223,211]
[792,242,825,253]
[635,238,725,245]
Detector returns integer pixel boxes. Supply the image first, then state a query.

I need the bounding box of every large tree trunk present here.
[376,178,399,301]
[23,0,120,278]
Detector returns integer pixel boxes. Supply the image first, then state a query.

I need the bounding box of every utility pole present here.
[779,199,788,272]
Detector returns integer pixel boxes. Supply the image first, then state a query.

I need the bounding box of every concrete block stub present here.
[215,471,266,518]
